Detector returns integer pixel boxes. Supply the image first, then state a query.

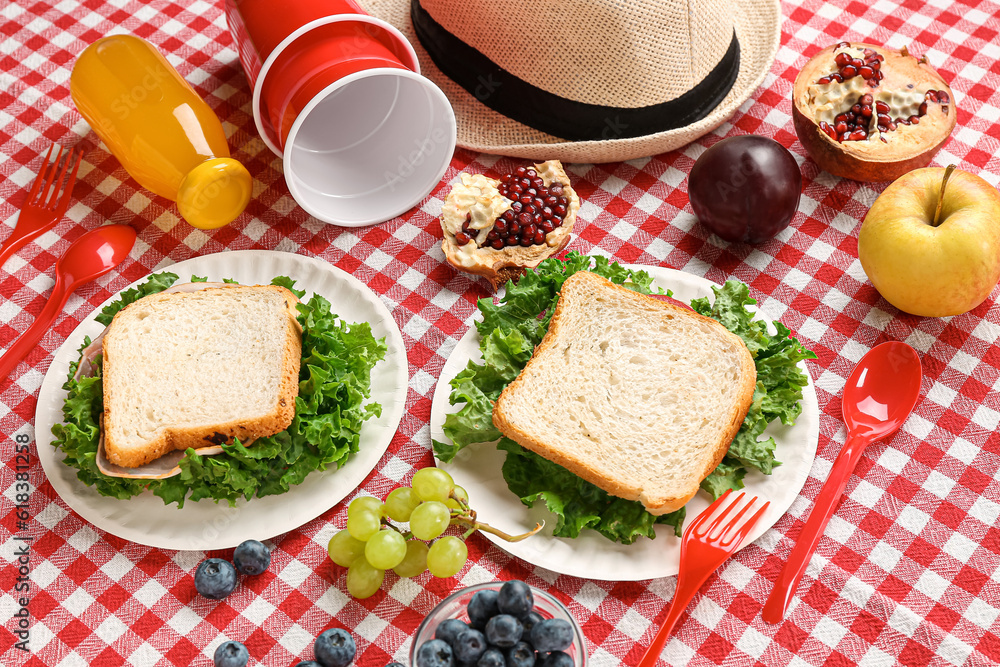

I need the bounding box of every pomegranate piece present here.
[793,43,957,182]
[688,135,802,244]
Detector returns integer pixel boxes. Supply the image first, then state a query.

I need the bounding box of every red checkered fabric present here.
[3,0,1000,665]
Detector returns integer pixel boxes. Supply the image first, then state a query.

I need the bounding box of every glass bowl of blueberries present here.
[410,580,587,667]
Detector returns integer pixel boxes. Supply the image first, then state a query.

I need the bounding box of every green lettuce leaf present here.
[51,274,386,507]
[95,272,179,325]
[439,253,815,543]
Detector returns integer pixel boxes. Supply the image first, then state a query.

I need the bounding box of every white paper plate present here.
[36,250,408,551]
[430,265,819,581]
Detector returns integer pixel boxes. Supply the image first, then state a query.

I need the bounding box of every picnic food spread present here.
[5,0,1000,665]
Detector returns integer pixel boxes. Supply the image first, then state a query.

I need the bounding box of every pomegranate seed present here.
[542,207,554,219]
[523,223,537,237]
[554,204,567,217]
[549,184,564,195]
[909,115,920,124]
[925,90,938,100]
[517,212,532,226]
[819,121,837,139]
[519,194,532,205]
[848,130,867,141]
[534,231,546,244]
[864,48,875,56]
[852,104,862,114]
[816,76,832,84]
[887,121,897,131]
[831,73,844,83]
[861,105,873,118]
[918,101,928,115]
[491,239,504,249]
[835,113,849,123]
[859,66,874,79]
[841,66,857,77]
[872,60,881,70]
[509,222,520,236]
[518,177,530,188]
[455,231,472,245]
[515,166,527,176]
[835,121,848,134]
[852,58,864,69]
[877,113,891,125]
[875,101,890,114]
[532,178,544,189]
[835,52,852,66]
[525,168,536,177]
[936,90,950,103]
[877,124,888,133]
[519,236,532,247]
[556,196,568,207]
[533,197,544,209]
[896,117,909,125]
[510,184,523,196]
[541,220,555,233]
[506,236,519,246]
[860,94,873,105]
[544,195,557,206]
[487,229,499,241]
[836,41,851,48]
[495,218,508,232]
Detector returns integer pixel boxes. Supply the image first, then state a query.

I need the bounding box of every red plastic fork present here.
[637,490,770,666]
[0,145,82,270]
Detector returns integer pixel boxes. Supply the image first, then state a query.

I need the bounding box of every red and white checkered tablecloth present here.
[3,0,1000,665]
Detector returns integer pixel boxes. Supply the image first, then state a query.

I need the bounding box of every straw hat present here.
[355,0,781,163]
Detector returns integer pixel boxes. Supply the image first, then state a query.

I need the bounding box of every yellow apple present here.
[858,166,1000,317]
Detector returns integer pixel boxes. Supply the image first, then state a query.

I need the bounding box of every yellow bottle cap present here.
[177,158,253,229]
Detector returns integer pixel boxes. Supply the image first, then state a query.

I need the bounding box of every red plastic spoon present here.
[762,341,921,623]
[0,224,136,384]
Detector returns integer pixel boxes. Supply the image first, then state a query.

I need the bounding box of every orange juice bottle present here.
[70,35,252,229]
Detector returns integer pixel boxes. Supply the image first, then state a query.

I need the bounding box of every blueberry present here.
[522,611,544,635]
[454,629,487,664]
[436,618,469,646]
[497,581,533,620]
[477,648,505,667]
[233,539,271,575]
[416,639,454,667]
[505,641,536,667]
[539,651,573,667]
[315,628,356,667]
[484,614,522,648]
[468,589,500,629]
[195,558,238,600]
[530,619,573,653]
[295,662,323,667]
[213,640,249,667]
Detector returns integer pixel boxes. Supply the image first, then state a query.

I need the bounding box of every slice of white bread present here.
[492,271,757,515]
[102,284,302,468]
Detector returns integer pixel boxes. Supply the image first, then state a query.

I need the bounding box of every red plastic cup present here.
[225,0,456,226]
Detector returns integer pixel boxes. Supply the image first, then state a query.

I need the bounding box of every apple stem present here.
[932,165,956,228]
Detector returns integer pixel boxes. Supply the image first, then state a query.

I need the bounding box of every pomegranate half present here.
[792,42,956,182]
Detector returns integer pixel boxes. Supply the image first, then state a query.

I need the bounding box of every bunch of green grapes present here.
[327,468,474,599]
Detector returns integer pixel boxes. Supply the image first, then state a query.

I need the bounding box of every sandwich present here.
[492,271,757,515]
[52,272,387,507]
[101,284,302,469]
[434,253,815,543]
